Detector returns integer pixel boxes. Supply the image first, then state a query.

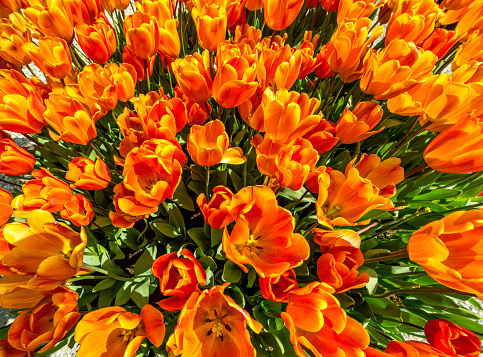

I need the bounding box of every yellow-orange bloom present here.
[336,101,384,144]
[408,209,483,298]
[60,193,94,226]
[262,0,304,30]
[257,44,302,90]
[172,50,213,103]
[454,0,483,40]
[360,40,437,100]
[187,119,246,166]
[259,269,298,302]
[326,17,383,83]
[124,11,160,59]
[75,305,166,357]
[174,85,211,126]
[166,283,262,357]
[66,156,111,190]
[100,0,130,12]
[76,13,117,64]
[424,115,483,174]
[65,0,101,25]
[0,187,12,227]
[313,228,362,248]
[0,138,36,176]
[23,36,72,79]
[191,2,227,52]
[223,186,310,277]
[246,0,262,10]
[8,289,80,353]
[23,0,74,42]
[0,210,87,291]
[453,31,483,70]
[385,340,448,357]
[337,0,379,24]
[421,28,458,60]
[0,0,21,18]
[0,16,31,67]
[0,338,25,357]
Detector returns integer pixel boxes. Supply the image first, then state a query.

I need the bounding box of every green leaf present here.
[131,279,150,308]
[413,189,461,201]
[172,180,195,211]
[115,281,134,306]
[98,281,123,308]
[92,278,116,293]
[228,169,244,192]
[222,260,242,283]
[358,266,378,296]
[133,244,158,277]
[247,268,257,288]
[262,300,282,314]
[152,222,180,238]
[188,227,210,251]
[211,227,223,247]
[365,297,401,318]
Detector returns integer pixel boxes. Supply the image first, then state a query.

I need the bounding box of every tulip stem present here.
[356,221,380,234]
[386,121,431,158]
[404,163,429,178]
[184,165,206,183]
[0,178,22,188]
[82,263,133,281]
[321,75,337,112]
[294,189,309,206]
[145,59,151,92]
[373,287,477,299]
[303,221,320,237]
[310,78,321,98]
[22,134,58,156]
[206,168,211,199]
[364,249,409,263]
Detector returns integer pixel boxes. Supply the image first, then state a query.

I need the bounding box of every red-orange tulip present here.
[257,45,302,90]
[336,101,384,144]
[0,16,31,67]
[262,0,304,30]
[196,185,234,229]
[314,44,335,79]
[60,193,94,227]
[152,248,207,311]
[0,188,12,227]
[0,138,36,176]
[313,228,362,248]
[259,269,298,302]
[337,0,378,24]
[0,0,21,18]
[385,341,448,357]
[66,156,111,190]
[0,338,26,357]
[123,46,156,82]
[191,2,227,52]
[100,0,130,12]
[425,319,481,357]
[174,85,211,126]
[421,29,458,60]
[76,13,117,64]
[65,0,101,25]
[124,11,160,59]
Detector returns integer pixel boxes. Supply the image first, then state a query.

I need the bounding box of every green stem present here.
[68,275,107,282]
[145,59,151,92]
[82,263,133,281]
[373,287,477,299]
[364,208,431,240]
[184,165,206,183]
[206,168,211,199]
[303,221,320,237]
[0,178,22,188]
[325,82,345,120]
[321,75,337,112]
[386,121,431,158]
[364,250,409,263]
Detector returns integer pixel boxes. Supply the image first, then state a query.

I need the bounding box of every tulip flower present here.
[425,319,481,357]
[0,0,21,18]
[0,138,36,176]
[23,0,74,42]
[66,0,101,25]
[122,47,155,82]
[233,24,262,48]
[174,85,211,126]
[385,340,448,357]
[262,0,304,30]
[336,101,384,144]
[23,36,72,79]
[424,115,483,174]
[0,69,47,134]
[223,186,310,277]
[0,18,31,67]
[454,0,483,40]
[172,50,213,103]
[140,97,187,140]
[124,11,160,59]
[60,193,95,227]
[421,29,458,60]
[313,44,334,79]
[337,0,378,24]
[166,283,262,357]
[187,119,246,166]
[408,209,483,298]
[8,289,80,353]
[100,0,130,12]
[0,338,25,357]
[259,269,298,302]
[152,249,207,311]
[302,119,339,154]
[297,32,319,80]
[76,14,116,64]
[0,187,12,227]
[257,44,302,90]
[361,40,438,100]
[191,2,227,52]
[326,17,384,83]
[453,31,483,70]
[75,305,166,357]
[196,185,234,229]
[313,228,362,248]
[12,168,73,217]
[246,0,262,10]
[0,210,87,291]
[281,282,370,357]
[66,156,111,190]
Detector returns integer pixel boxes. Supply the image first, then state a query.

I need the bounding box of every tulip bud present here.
[23,36,72,79]
[421,28,458,60]
[196,185,234,229]
[313,45,334,79]
[246,0,262,11]
[24,0,75,42]
[0,138,36,176]
[124,11,160,59]
[302,119,339,154]
[61,193,95,226]
[257,45,302,90]
[262,0,304,30]
[76,14,116,64]
[174,85,211,126]
[313,228,362,248]
[191,3,227,52]
[66,156,111,190]
[337,0,378,24]
[259,269,298,302]
[336,101,384,144]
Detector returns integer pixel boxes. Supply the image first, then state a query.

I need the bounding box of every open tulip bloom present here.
[1,0,483,356]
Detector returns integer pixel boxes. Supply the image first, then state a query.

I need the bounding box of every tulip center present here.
[205,309,231,342]
[121,328,137,344]
[325,205,341,217]
[246,234,261,247]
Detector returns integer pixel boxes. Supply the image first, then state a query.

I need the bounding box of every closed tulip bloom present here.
[166,283,262,357]
[453,31,483,70]
[60,193,94,226]
[313,44,334,79]
[213,55,258,108]
[191,3,227,52]
[76,14,116,64]
[313,228,362,248]
[152,249,207,311]
[408,209,483,298]
[174,85,211,126]
[0,20,31,67]
[425,319,481,357]
[297,32,319,80]
[421,29,458,60]
[75,305,166,357]
[424,115,483,174]
[0,188,12,227]
[100,0,130,11]
[196,185,234,229]
[302,119,339,154]
[140,97,187,140]
[337,0,378,24]
[124,11,160,59]
[172,51,213,103]
[8,290,80,353]
[454,0,483,40]
[385,340,448,357]
[0,338,25,357]
[123,47,155,82]
[259,269,298,303]
[23,36,72,79]
[262,0,304,30]
[24,0,74,42]
[0,0,21,18]
[326,17,384,83]
[0,138,36,176]
[257,44,302,90]
[66,156,111,190]
[187,119,246,166]
[361,40,437,100]
[336,101,384,144]
[223,186,310,277]
[250,134,284,177]
[65,0,101,24]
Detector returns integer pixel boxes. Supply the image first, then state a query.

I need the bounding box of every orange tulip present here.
[23,0,74,42]
[75,305,166,357]
[0,188,12,227]
[246,0,262,10]
[66,156,111,190]
[262,0,304,30]
[408,209,483,298]
[196,185,234,229]
[421,29,458,60]
[0,338,26,357]
[453,31,483,70]
[0,0,21,18]
[44,89,99,145]
[233,24,262,49]
[100,0,130,12]
[281,282,370,357]
[257,44,302,90]
[337,0,378,24]
[12,168,73,217]
[123,46,155,82]
[65,0,101,25]
[124,11,160,59]
[454,0,483,40]
[187,119,246,166]
[140,97,187,139]
[0,16,31,67]
[172,50,213,103]
[361,40,437,100]
[385,340,448,357]
[336,101,384,144]
[0,210,87,291]
[152,248,207,311]
[76,13,117,64]
[297,32,319,80]
[425,319,481,357]
[191,2,227,52]
[326,17,383,83]
[259,269,298,302]
[302,119,339,154]
[8,289,80,353]
[0,69,47,134]
[223,185,310,277]
[166,283,262,357]
[316,167,389,228]
[424,115,483,174]
[313,228,362,248]
[174,85,211,126]
[0,138,36,176]
[313,44,335,79]
[60,193,94,226]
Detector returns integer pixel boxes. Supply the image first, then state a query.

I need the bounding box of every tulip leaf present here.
[365,297,401,318]
[115,281,135,306]
[259,332,284,355]
[253,305,270,330]
[413,189,461,201]
[271,327,299,357]
[358,266,378,296]
[172,180,195,211]
[247,268,257,288]
[133,244,158,277]
[262,300,282,314]
[211,227,223,247]
[98,281,123,308]
[335,293,356,309]
[92,278,116,293]
[222,260,242,283]
[188,227,210,251]
[131,279,150,308]
[228,169,244,192]
[100,254,125,276]
[108,241,125,260]
[152,222,180,238]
